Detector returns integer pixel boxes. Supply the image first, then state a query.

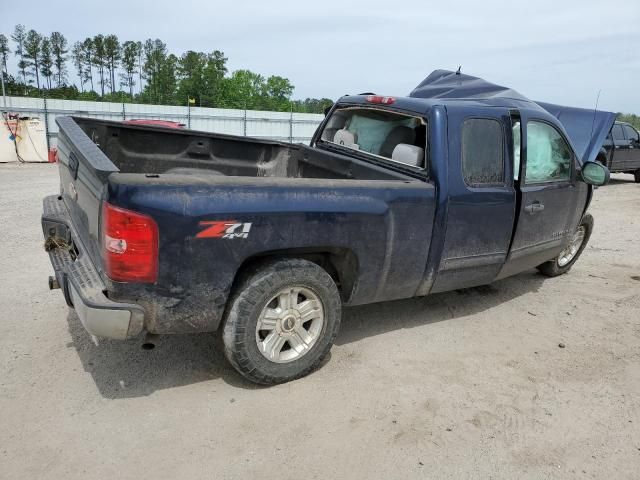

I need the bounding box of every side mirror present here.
[581,161,610,186]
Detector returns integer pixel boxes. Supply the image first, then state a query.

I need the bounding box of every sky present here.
[1,0,639,113]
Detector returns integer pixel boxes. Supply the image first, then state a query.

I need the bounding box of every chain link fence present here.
[2,93,326,153]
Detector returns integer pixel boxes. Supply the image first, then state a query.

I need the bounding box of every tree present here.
[104,34,120,94]
[92,34,107,95]
[223,69,265,109]
[135,41,143,94]
[263,75,294,111]
[202,50,227,106]
[50,32,68,86]
[81,38,95,92]
[11,25,28,84]
[0,34,10,75]
[120,40,138,97]
[143,38,175,103]
[40,36,53,89]
[177,50,207,105]
[24,29,43,89]
[158,53,178,104]
[71,41,85,92]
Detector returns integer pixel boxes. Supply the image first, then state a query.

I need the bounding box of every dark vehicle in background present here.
[41,70,612,385]
[597,121,640,182]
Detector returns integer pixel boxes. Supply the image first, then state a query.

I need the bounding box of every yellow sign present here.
[188,98,196,105]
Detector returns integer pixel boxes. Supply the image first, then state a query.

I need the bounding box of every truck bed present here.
[73,117,411,181]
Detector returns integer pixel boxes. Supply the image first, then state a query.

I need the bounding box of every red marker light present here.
[365,95,396,105]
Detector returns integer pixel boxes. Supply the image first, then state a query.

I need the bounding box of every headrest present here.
[334,129,357,147]
[392,143,424,167]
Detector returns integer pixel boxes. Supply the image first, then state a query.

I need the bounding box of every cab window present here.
[461,118,504,186]
[623,125,639,142]
[612,124,625,141]
[525,121,572,184]
[319,107,427,168]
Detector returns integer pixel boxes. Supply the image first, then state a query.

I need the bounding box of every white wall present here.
[2,96,325,147]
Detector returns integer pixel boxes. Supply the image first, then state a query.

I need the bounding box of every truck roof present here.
[336,69,615,164]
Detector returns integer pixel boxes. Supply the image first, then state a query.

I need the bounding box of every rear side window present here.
[623,125,639,142]
[461,118,504,186]
[612,124,625,141]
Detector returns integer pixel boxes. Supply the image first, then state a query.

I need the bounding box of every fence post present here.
[122,101,126,121]
[187,102,191,129]
[289,106,293,143]
[43,91,51,153]
[243,105,247,136]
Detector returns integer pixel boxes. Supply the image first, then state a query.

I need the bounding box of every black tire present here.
[221,258,341,385]
[537,213,594,277]
[634,170,640,183]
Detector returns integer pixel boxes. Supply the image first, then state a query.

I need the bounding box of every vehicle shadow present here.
[65,270,545,398]
[65,311,260,398]
[337,270,545,345]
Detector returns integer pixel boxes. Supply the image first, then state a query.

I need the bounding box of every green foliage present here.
[39,37,53,89]
[616,113,640,130]
[0,34,10,75]
[2,25,333,113]
[50,32,68,86]
[24,29,43,88]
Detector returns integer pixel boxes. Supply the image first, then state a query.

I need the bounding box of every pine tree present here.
[24,29,43,89]
[0,34,10,75]
[40,36,53,89]
[11,25,28,84]
[82,38,95,92]
[104,34,120,95]
[50,32,68,86]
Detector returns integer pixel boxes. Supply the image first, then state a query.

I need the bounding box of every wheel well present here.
[232,248,358,302]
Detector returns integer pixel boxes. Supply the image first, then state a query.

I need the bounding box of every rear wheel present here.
[537,214,593,277]
[221,258,341,385]
[634,169,640,183]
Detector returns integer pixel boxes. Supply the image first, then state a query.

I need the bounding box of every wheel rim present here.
[255,287,325,363]
[557,226,586,267]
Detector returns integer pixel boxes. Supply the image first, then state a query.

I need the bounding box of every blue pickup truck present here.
[42,70,613,384]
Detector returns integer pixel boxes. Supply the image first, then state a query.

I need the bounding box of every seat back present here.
[380,126,416,157]
[392,143,424,167]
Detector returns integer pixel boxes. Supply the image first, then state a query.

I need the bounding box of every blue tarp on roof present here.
[410,70,615,163]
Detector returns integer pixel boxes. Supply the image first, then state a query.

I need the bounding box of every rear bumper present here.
[42,195,145,340]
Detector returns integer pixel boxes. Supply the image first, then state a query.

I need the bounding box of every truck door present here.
[610,123,629,171]
[498,113,585,278]
[622,124,640,171]
[430,107,516,293]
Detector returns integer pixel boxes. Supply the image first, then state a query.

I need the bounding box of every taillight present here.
[101,202,159,283]
[365,95,395,105]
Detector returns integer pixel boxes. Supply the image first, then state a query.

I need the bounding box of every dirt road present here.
[1,163,639,479]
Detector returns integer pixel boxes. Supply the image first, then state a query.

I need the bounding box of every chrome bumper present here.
[42,195,145,340]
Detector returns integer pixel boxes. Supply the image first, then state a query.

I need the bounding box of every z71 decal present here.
[196,221,252,239]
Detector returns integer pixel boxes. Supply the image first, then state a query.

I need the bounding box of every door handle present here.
[524,202,545,214]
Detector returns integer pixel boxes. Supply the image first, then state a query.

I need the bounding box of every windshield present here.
[318,107,427,168]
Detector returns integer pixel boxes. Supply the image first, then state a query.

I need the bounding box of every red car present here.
[122,119,186,129]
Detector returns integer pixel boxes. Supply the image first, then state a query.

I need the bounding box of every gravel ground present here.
[1,163,639,479]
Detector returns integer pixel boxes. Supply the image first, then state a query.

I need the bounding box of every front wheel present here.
[221,258,341,385]
[634,169,640,183]
[537,213,594,277]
